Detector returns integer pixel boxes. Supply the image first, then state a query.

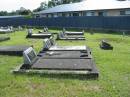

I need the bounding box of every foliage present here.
[0,11,8,16]
[0,7,32,16]
[18,9,32,15]
[33,0,81,12]
[33,2,48,12]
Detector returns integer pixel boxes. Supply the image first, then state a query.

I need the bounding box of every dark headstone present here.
[100,40,113,50]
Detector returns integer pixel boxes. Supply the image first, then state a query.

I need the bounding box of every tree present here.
[33,2,48,12]
[9,11,18,15]
[0,11,8,16]
[33,0,81,12]
[51,0,81,5]
[18,9,32,15]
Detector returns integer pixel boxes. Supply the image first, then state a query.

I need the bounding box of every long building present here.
[34,0,130,18]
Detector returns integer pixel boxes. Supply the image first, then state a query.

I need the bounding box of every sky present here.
[0,0,49,12]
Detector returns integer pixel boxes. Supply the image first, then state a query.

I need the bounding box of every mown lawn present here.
[0,29,130,97]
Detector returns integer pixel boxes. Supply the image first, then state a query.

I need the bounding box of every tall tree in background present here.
[18,10,32,15]
[33,2,48,12]
[33,0,81,12]
[61,0,81,4]
[48,0,81,6]
[0,11,8,16]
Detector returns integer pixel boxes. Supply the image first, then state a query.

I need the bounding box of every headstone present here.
[45,27,48,32]
[82,30,85,34]
[43,39,52,50]
[63,28,66,33]
[60,32,65,37]
[43,27,46,32]
[100,40,113,50]
[23,47,37,65]
[90,30,94,35]
[122,32,125,37]
[18,26,23,31]
[27,29,33,36]
[50,37,55,45]
[38,30,42,33]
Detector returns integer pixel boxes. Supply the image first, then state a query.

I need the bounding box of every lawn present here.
[0,29,130,97]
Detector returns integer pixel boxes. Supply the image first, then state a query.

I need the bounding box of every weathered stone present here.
[100,40,113,50]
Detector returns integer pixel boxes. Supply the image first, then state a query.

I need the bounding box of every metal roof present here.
[35,0,130,14]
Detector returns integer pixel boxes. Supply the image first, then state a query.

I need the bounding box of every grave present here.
[0,26,14,34]
[0,36,10,42]
[62,28,84,35]
[13,47,99,78]
[0,45,32,56]
[38,27,50,34]
[100,40,113,50]
[57,32,86,40]
[43,38,91,53]
[26,29,52,39]
[38,27,57,34]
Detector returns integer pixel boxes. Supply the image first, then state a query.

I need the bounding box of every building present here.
[34,0,130,18]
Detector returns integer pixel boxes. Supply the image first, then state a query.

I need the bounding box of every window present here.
[86,11,95,16]
[72,13,79,16]
[69,13,72,17]
[120,9,130,15]
[98,11,107,16]
[125,10,130,15]
[53,13,58,17]
[62,13,66,17]
[120,10,125,15]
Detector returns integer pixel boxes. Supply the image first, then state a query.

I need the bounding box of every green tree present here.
[0,11,8,16]
[33,0,81,12]
[33,2,48,12]
[19,9,32,15]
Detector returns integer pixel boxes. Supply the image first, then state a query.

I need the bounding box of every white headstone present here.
[43,39,52,50]
[23,47,37,65]
[27,29,33,35]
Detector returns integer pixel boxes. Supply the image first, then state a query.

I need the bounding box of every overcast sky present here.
[0,0,49,12]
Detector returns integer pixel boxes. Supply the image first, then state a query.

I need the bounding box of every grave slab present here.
[0,45,31,56]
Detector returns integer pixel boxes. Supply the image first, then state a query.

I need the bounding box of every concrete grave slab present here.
[26,29,52,39]
[13,46,99,78]
[0,45,32,56]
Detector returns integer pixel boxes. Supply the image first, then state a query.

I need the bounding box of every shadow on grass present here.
[48,27,130,36]
[86,30,125,35]
[14,72,99,81]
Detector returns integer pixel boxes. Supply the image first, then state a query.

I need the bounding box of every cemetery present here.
[0,27,130,97]
[0,0,130,96]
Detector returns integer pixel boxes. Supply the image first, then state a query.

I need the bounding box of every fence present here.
[0,16,130,31]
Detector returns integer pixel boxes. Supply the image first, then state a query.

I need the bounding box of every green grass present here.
[0,30,130,97]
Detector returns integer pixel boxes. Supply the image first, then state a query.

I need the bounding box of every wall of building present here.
[107,10,121,16]
[89,9,130,16]
[86,9,122,16]
[34,9,130,18]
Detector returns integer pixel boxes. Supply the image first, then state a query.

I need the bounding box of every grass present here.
[0,29,130,97]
